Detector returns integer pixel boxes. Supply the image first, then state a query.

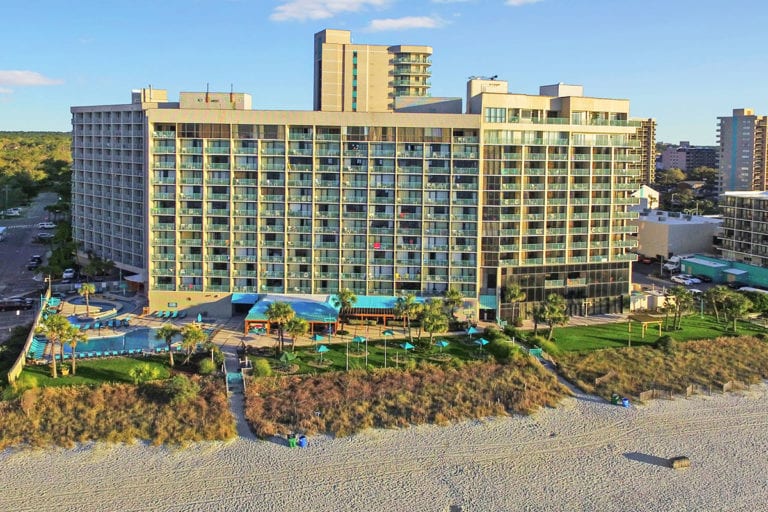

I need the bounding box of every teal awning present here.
[232,293,259,305]
[478,294,497,310]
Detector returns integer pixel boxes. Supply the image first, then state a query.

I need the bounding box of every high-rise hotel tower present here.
[71,30,644,319]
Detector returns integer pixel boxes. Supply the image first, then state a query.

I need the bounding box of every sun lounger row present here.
[151,310,187,319]
[79,318,131,331]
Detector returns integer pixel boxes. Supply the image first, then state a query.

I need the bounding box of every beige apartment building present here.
[71,31,644,320]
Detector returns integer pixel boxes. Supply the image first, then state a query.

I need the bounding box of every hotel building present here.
[71,31,644,320]
[720,191,768,267]
[717,108,768,193]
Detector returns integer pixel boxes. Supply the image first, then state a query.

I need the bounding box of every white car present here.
[5,209,20,216]
[671,275,694,286]
[677,274,702,284]
[37,222,56,229]
[61,268,76,279]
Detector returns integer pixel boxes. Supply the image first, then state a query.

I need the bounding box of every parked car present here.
[8,296,34,306]
[30,255,43,264]
[727,281,745,289]
[61,268,76,280]
[0,299,33,311]
[694,274,712,283]
[677,274,702,284]
[36,232,55,241]
[37,222,56,229]
[27,260,41,271]
[5,209,20,216]
[671,275,695,286]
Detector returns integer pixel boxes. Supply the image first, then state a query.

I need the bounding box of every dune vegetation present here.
[244,355,570,439]
[556,335,768,399]
[0,375,236,450]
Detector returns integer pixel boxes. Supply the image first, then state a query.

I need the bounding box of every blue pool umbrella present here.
[435,339,449,352]
[312,333,325,341]
[467,326,479,336]
[196,313,202,323]
[475,338,489,347]
[316,344,330,362]
[381,330,394,368]
[352,335,366,353]
[401,342,414,351]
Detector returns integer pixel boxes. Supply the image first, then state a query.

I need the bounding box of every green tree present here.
[395,294,422,343]
[420,299,449,345]
[265,301,295,354]
[129,363,161,384]
[442,287,463,320]
[180,323,208,365]
[721,292,753,333]
[502,281,526,322]
[61,324,87,375]
[665,286,693,330]
[78,282,96,318]
[704,285,730,323]
[658,168,686,185]
[331,288,357,333]
[285,317,309,352]
[37,314,70,378]
[534,293,569,341]
[155,323,181,367]
[686,166,718,184]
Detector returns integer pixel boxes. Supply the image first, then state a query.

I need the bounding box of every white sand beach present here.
[1,384,767,512]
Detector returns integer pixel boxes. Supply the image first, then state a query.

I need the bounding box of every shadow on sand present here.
[623,451,670,468]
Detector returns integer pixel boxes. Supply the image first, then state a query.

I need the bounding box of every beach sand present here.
[1,384,767,512]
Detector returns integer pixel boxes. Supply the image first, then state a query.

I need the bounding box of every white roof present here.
[723,268,748,275]
[684,257,727,268]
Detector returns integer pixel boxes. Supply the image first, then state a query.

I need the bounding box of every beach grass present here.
[557,335,768,399]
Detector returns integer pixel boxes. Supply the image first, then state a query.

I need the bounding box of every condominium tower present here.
[720,191,768,267]
[71,32,643,320]
[717,108,768,193]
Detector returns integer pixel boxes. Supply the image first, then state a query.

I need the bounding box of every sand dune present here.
[1,384,766,512]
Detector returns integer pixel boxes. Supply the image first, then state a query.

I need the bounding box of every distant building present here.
[636,118,656,184]
[659,141,717,172]
[633,210,721,259]
[630,185,660,211]
[717,109,768,193]
[720,191,768,267]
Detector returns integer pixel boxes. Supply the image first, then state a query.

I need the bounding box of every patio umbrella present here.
[352,335,366,353]
[467,326,479,336]
[474,337,489,347]
[382,329,394,368]
[316,344,330,362]
[312,333,324,350]
[196,313,202,323]
[435,339,449,352]
[400,342,414,351]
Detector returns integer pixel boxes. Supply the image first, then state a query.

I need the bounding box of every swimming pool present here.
[62,328,173,355]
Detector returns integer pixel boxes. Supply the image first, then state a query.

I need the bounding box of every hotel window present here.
[484,108,506,123]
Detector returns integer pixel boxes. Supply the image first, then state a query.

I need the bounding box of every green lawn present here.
[17,356,171,388]
[545,314,766,352]
[251,333,495,374]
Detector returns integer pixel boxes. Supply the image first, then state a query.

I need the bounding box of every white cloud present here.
[271,0,391,21]
[0,87,13,94]
[367,16,443,31]
[506,0,542,5]
[0,70,63,88]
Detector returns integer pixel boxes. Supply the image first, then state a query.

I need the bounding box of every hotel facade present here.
[71,31,644,320]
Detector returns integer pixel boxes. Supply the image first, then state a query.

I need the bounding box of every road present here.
[0,192,59,341]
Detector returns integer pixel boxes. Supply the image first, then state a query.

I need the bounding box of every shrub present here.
[503,325,520,339]
[198,358,216,375]
[513,316,524,328]
[128,363,161,384]
[529,335,562,357]
[654,335,678,354]
[164,375,200,404]
[486,339,511,363]
[252,358,273,377]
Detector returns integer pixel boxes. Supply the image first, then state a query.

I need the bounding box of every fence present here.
[7,296,48,385]
[685,383,712,397]
[594,370,617,387]
[638,388,674,401]
[722,380,746,393]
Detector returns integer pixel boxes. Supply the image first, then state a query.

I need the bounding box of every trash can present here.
[288,433,297,448]
[298,435,308,448]
[611,393,620,405]
[621,398,630,408]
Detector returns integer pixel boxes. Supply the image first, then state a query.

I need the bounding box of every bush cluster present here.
[244,359,569,438]
[0,376,235,449]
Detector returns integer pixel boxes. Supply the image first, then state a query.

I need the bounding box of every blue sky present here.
[1,0,766,144]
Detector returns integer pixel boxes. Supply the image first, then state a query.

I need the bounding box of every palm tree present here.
[265,301,295,354]
[502,281,526,323]
[421,299,449,345]
[37,314,70,378]
[395,293,421,343]
[180,323,208,365]
[331,288,357,333]
[704,285,729,323]
[62,324,87,375]
[721,291,753,333]
[443,287,463,320]
[537,293,569,341]
[155,323,181,367]
[285,317,309,352]
[665,286,693,330]
[78,282,96,318]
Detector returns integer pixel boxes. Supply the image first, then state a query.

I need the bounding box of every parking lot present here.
[0,192,59,342]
